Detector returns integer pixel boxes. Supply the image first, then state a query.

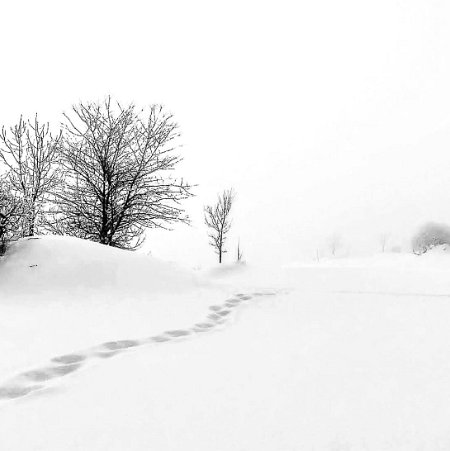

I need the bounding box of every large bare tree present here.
[49,98,192,249]
[204,188,235,263]
[0,116,61,236]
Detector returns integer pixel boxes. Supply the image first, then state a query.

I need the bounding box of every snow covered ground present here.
[2,236,450,450]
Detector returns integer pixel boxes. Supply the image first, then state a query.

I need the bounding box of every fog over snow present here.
[1,0,450,265]
[2,3,450,449]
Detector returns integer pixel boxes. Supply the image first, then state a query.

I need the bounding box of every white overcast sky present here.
[1,0,450,265]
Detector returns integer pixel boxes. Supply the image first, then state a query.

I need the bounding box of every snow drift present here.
[0,235,198,300]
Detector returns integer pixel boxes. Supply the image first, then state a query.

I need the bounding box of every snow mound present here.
[0,235,199,301]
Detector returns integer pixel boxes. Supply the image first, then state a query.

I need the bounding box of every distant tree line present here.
[0,97,192,254]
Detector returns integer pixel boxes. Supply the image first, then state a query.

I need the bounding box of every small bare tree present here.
[327,232,342,256]
[379,233,389,253]
[237,239,243,262]
[0,116,61,236]
[48,98,192,249]
[204,188,235,263]
[315,248,321,263]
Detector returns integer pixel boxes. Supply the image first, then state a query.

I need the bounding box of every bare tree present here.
[237,239,243,262]
[0,177,23,255]
[204,188,235,263]
[0,116,61,236]
[327,232,342,257]
[315,248,320,263]
[48,98,192,249]
[379,233,389,253]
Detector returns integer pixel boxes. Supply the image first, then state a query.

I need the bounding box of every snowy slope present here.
[0,236,237,377]
[1,235,198,299]
[2,238,450,450]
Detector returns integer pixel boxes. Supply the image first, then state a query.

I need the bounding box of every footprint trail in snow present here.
[0,290,277,401]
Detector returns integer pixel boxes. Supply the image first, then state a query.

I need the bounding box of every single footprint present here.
[217,310,231,317]
[207,313,222,321]
[192,327,208,333]
[192,323,215,333]
[22,369,53,382]
[226,299,241,304]
[0,384,43,399]
[165,330,191,338]
[52,354,87,365]
[239,295,252,300]
[102,340,140,350]
[225,298,239,302]
[22,363,81,382]
[194,322,214,329]
[209,305,222,312]
[151,335,171,343]
[96,351,119,359]
[49,364,82,377]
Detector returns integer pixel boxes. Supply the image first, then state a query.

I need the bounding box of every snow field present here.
[2,237,450,449]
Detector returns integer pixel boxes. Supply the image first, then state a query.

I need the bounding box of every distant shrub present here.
[411,222,450,255]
